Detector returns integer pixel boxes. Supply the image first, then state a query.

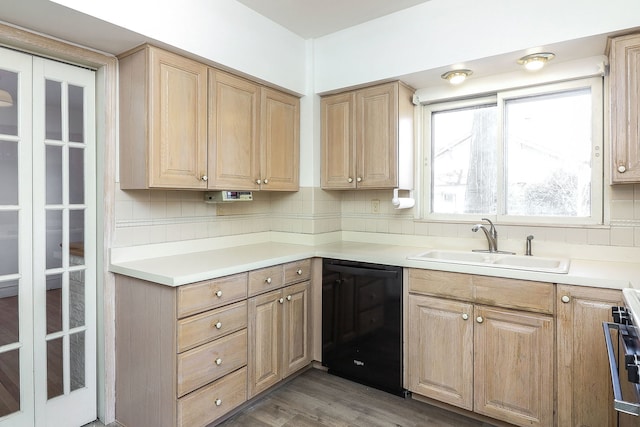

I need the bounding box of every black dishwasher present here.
[322,258,405,396]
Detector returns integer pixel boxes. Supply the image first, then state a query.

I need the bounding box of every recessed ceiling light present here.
[517,52,555,71]
[441,69,473,85]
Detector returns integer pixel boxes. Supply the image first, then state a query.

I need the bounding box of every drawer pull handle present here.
[279,298,284,304]
[265,277,272,284]
[256,179,261,185]
[618,164,627,173]
[356,177,362,182]
[264,179,269,184]
[214,321,222,329]
[215,358,222,366]
[348,177,353,183]
[297,269,303,275]
[476,316,484,323]
[215,290,223,298]
[462,313,469,320]
[287,295,292,301]
[200,175,208,182]
[215,398,222,406]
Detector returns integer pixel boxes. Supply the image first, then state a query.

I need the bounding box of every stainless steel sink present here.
[407,249,570,273]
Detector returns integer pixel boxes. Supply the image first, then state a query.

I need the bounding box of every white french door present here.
[0,47,96,427]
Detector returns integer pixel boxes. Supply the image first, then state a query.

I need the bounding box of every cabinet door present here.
[248,289,282,398]
[321,92,356,189]
[260,87,299,191]
[474,306,553,427]
[355,82,398,189]
[282,281,311,377]
[610,34,640,183]
[557,285,627,427]
[407,295,473,410]
[148,47,208,188]
[208,69,260,190]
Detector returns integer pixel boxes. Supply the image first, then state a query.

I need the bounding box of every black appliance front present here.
[322,258,405,396]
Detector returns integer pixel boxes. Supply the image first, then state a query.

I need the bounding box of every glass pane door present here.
[0,47,34,427]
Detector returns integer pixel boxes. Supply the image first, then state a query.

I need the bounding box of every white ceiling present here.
[236,0,431,39]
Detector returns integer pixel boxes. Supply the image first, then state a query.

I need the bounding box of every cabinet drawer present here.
[473,276,554,314]
[177,367,247,427]
[248,265,284,296]
[408,269,473,301]
[177,301,247,353]
[177,329,247,397]
[284,259,311,284]
[177,273,247,319]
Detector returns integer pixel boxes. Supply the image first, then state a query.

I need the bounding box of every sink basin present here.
[407,250,570,273]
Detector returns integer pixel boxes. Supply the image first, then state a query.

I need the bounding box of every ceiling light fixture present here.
[517,52,555,71]
[0,89,13,107]
[441,69,472,85]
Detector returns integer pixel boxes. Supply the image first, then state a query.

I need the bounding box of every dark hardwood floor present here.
[218,368,494,427]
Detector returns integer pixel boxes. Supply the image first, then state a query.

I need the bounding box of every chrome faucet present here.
[472,218,498,252]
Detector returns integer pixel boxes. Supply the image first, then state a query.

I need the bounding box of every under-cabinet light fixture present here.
[517,52,555,71]
[0,89,13,107]
[441,69,472,85]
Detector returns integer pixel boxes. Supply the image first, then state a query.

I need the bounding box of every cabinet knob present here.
[287,295,292,301]
[356,177,362,182]
[214,398,222,407]
[215,290,223,298]
[462,313,469,320]
[561,295,570,303]
[200,175,208,182]
[214,321,222,329]
[348,177,353,183]
[618,164,627,173]
[297,269,303,275]
[476,316,484,323]
[256,179,262,184]
[279,298,284,304]
[264,178,269,184]
[265,277,272,284]
[215,358,222,366]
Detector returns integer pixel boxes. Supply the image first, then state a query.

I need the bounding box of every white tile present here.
[587,228,610,246]
[611,227,634,247]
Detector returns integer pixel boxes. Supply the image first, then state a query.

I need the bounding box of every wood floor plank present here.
[219,369,493,427]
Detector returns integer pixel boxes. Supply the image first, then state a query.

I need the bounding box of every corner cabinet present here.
[119,45,208,189]
[321,81,414,190]
[609,33,640,183]
[119,44,300,191]
[407,270,554,427]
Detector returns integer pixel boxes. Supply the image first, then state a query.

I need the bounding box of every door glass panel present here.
[0,69,18,136]
[47,338,63,399]
[46,209,63,270]
[69,209,84,267]
[69,332,85,392]
[0,140,18,205]
[46,274,63,334]
[69,147,84,204]
[45,80,62,141]
[68,85,83,143]
[0,211,18,275]
[0,349,20,417]
[46,145,63,205]
[69,270,84,329]
[0,280,19,347]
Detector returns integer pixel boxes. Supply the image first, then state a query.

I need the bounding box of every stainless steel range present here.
[604,288,640,420]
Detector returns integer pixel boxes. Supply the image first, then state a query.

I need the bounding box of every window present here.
[423,78,603,224]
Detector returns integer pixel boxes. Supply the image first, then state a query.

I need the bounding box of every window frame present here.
[421,77,604,225]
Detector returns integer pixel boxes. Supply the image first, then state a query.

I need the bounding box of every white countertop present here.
[109,238,640,289]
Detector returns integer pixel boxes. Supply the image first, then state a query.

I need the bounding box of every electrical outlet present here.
[371,199,380,213]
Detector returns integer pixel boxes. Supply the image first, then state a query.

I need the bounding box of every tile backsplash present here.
[113,183,640,248]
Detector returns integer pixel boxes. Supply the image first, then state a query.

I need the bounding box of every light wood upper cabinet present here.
[207,69,260,190]
[610,33,640,183]
[119,45,208,189]
[556,285,633,427]
[407,270,554,427]
[321,81,414,190]
[119,44,300,191]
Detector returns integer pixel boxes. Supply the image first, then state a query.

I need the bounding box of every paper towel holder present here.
[392,188,415,209]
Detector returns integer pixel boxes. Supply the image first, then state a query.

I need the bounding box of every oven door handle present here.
[603,322,640,416]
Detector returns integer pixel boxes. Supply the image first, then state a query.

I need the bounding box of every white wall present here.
[313,0,640,93]
[50,0,307,94]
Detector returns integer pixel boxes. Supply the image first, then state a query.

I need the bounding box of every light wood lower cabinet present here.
[556,285,634,427]
[248,280,311,398]
[407,269,554,427]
